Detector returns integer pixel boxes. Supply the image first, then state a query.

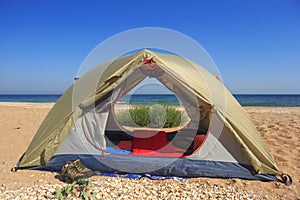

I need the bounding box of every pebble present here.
[0,177,279,200]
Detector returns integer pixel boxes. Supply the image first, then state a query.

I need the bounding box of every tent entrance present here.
[55,63,211,159]
[102,76,211,157]
[98,63,211,158]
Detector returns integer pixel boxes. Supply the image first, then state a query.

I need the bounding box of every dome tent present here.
[14,49,291,184]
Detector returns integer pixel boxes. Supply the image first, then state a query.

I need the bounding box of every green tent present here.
[14,49,291,183]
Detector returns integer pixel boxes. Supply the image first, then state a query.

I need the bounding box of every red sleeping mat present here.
[132,149,184,157]
[116,140,132,151]
[132,130,184,157]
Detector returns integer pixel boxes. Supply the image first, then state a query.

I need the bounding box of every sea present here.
[0,94,300,107]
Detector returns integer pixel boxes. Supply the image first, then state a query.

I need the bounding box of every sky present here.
[0,0,299,94]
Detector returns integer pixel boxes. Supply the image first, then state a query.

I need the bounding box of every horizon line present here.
[0,93,300,95]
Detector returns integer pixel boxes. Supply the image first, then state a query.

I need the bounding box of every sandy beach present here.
[0,103,299,199]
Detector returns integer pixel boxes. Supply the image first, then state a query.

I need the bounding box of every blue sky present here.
[0,0,299,94]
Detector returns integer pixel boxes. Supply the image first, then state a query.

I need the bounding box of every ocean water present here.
[119,94,300,107]
[0,94,299,107]
[0,94,61,103]
[119,94,181,106]
[233,94,300,107]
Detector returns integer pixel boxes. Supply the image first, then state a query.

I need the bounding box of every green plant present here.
[53,178,102,200]
[149,104,167,128]
[129,106,151,127]
[116,106,187,128]
[164,106,186,128]
[53,181,76,200]
[115,109,136,127]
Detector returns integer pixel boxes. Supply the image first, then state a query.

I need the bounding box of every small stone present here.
[275,182,281,188]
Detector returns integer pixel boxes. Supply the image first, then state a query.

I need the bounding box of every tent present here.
[14,49,291,183]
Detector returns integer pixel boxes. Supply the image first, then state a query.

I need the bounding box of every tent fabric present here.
[16,49,281,180]
[79,111,108,151]
[39,154,277,181]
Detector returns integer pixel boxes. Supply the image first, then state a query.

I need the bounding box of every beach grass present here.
[116,105,187,128]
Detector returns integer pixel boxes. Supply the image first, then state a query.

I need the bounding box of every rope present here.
[277,173,293,186]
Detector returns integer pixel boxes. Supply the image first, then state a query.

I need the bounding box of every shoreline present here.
[0,102,55,108]
[1,102,300,113]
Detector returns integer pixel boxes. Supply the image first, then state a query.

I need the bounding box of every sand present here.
[0,103,299,199]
